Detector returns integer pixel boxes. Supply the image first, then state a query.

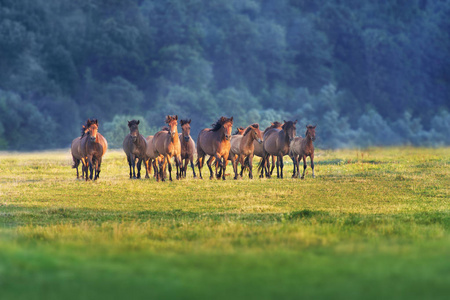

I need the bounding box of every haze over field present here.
[1,0,449,150]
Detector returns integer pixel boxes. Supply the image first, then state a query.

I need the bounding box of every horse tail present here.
[257,156,265,174]
[242,156,251,173]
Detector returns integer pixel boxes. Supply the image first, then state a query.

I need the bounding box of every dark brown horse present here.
[259,120,297,179]
[123,120,147,179]
[71,124,89,179]
[290,125,316,179]
[230,124,263,179]
[153,115,182,181]
[178,119,197,178]
[79,119,108,181]
[196,116,233,180]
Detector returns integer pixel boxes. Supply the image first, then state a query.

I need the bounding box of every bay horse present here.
[123,120,147,179]
[255,122,283,177]
[79,119,108,181]
[259,120,297,179]
[153,115,182,181]
[290,125,316,179]
[178,119,197,178]
[144,135,162,180]
[215,125,245,178]
[71,124,89,179]
[196,116,233,180]
[230,124,263,179]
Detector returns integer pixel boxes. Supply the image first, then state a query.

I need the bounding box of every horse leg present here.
[311,154,315,178]
[207,156,215,180]
[301,155,307,179]
[270,156,276,176]
[276,156,281,179]
[190,155,197,178]
[280,156,284,179]
[137,158,142,179]
[197,155,204,180]
[221,154,228,180]
[248,154,254,179]
[166,156,173,181]
[231,154,238,180]
[175,156,182,180]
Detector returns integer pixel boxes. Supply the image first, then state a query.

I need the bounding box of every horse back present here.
[230,135,243,156]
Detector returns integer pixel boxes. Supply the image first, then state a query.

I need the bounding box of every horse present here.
[144,135,161,180]
[123,120,148,179]
[153,115,182,181]
[229,124,263,179]
[79,119,108,181]
[259,120,297,179]
[290,125,316,179]
[196,116,233,180]
[254,122,283,177]
[178,119,197,178]
[70,124,89,179]
[214,125,245,178]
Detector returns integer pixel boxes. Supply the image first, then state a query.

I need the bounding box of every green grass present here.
[0,147,449,299]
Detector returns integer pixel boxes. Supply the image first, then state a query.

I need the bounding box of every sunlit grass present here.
[0,147,449,299]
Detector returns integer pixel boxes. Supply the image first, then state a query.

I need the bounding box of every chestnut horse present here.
[259,120,297,179]
[290,125,316,179]
[79,119,108,181]
[153,115,182,181]
[123,120,147,179]
[178,119,197,178]
[230,124,263,179]
[196,116,233,180]
[71,124,89,179]
[214,125,245,178]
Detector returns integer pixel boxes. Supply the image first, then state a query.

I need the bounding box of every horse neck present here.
[280,129,290,145]
[242,131,255,148]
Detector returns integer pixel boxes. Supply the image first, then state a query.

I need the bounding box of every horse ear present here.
[314,124,317,128]
[137,120,140,125]
[94,119,98,125]
[174,115,178,120]
[294,119,297,124]
[284,120,287,123]
[188,119,191,124]
[230,117,233,122]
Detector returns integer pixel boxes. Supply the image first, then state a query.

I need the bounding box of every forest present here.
[0,0,449,150]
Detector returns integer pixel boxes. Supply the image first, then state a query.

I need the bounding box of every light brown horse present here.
[230,124,263,179]
[153,115,182,181]
[290,125,316,179]
[178,119,197,178]
[79,119,108,181]
[144,135,162,180]
[259,120,297,179]
[71,124,89,179]
[123,120,147,179]
[196,116,233,180]
[214,126,245,178]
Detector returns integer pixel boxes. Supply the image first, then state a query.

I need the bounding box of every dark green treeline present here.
[1,0,449,150]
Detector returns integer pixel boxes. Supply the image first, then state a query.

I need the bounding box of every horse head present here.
[180,119,191,142]
[247,124,263,144]
[165,115,178,139]
[223,117,233,141]
[87,119,99,142]
[306,125,316,142]
[282,120,297,142]
[234,127,245,135]
[128,120,140,142]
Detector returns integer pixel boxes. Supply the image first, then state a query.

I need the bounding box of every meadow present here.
[0,147,449,300]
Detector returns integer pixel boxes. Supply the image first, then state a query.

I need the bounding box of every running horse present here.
[153,115,182,181]
[259,120,296,179]
[71,124,89,179]
[79,119,108,181]
[290,125,316,179]
[196,116,233,180]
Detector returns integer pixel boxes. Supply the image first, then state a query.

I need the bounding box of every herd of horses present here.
[71,116,316,182]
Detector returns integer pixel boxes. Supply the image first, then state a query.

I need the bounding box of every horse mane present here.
[81,119,97,137]
[210,116,232,132]
[128,120,139,128]
[282,121,296,130]
[243,123,259,136]
[165,115,177,124]
[161,126,170,132]
[180,119,191,126]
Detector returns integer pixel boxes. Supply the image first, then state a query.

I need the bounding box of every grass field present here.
[0,147,449,299]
